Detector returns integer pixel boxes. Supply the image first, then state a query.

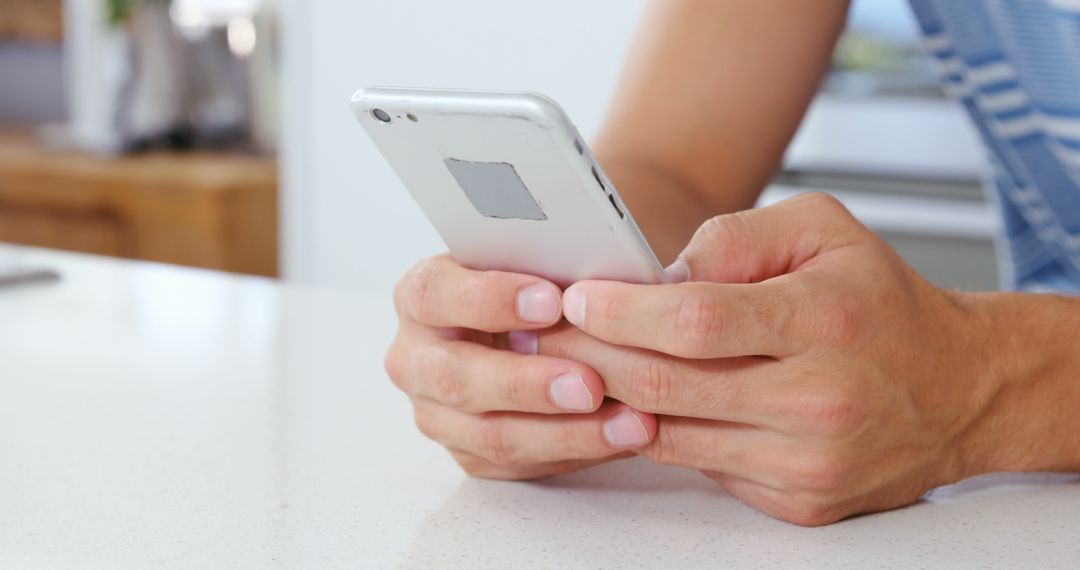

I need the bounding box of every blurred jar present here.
[63,0,278,154]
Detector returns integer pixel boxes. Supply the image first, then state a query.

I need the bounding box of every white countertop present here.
[2,245,1078,569]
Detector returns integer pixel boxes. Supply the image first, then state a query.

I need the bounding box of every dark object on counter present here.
[0,266,61,290]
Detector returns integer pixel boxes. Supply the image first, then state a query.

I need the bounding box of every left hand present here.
[513,193,1000,526]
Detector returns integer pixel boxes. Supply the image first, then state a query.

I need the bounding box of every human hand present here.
[520,193,998,525]
[384,254,657,480]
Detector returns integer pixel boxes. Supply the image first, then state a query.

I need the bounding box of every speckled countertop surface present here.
[1,246,1077,569]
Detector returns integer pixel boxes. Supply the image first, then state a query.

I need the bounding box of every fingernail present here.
[562,286,586,327]
[549,372,593,412]
[665,258,690,283]
[517,283,561,324]
[508,330,537,355]
[603,408,649,448]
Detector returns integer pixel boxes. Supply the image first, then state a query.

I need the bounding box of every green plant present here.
[105,0,171,26]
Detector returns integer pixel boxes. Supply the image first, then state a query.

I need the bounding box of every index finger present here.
[525,323,792,427]
[396,254,563,332]
[560,278,809,358]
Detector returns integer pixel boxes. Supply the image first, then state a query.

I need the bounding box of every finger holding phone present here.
[384,253,657,480]
[525,193,1079,526]
[358,88,669,479]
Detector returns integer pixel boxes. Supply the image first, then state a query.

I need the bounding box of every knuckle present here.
[502,359,532,411]
[478,413,520,466]
[671,289,723,356]
[624,354,677,412]
[427,344,466,408]
[401,258,439,323]
[460,271,518,328]
[640,421,684,466]
[383,341,407,389]
[697,214,740,247]
[392,277,410,317]
[455,272,489,317]
[552,418,588,456]
[815,300,866,347]
[641,433,677,466]
[781,499,842,527]
[796,191,846,215]
[794,192,867,243]
[591,289,623,331]
[818,398,865,438]
[412,406,439,442]
[694,214,751,268]
[455,459,533,481]
[794,388,866,438]
[452,452,489,477]
[752,285,799,345]
[786,452,851,493]
[449,451,523,480]
[694,216,727,249]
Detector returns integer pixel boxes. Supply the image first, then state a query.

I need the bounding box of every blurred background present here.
[0,0,997,293]
[0,0,278,277]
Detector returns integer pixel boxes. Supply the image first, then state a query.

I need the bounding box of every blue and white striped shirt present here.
[909,0,1080,293]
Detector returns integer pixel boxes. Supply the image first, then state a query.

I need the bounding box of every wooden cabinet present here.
[0,132,278,277]
[0,0,63,43]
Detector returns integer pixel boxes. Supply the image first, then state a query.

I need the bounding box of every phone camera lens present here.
[372,108,392,123]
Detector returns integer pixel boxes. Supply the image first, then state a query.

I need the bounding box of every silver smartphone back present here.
[351,87,669,287]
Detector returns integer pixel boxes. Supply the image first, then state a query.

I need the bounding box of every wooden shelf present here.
[0,0,64,43]
[0,131,279,277]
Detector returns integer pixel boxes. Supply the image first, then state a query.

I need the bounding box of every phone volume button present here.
[607,194,625,219]
[591,166,606,193]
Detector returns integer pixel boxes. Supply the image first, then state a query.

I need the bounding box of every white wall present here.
[281,0,648,293]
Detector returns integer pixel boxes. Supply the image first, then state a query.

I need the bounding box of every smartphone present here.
[351,87,669,287]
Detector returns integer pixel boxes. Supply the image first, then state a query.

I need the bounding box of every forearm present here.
[591,0,849,262]
[964,291,1080,475]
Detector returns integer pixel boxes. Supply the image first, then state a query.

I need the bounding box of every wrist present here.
[933,290,1006,481]
[953,291,1080,476]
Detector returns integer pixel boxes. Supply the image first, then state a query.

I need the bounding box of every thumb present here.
[667,192,862,284]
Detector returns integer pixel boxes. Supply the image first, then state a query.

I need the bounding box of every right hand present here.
[384,254,658,480]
